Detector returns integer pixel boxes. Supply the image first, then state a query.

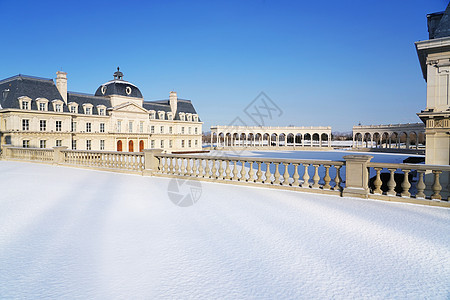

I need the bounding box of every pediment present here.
[112,102,148,113]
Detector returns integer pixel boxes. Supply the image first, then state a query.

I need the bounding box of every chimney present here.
[56,71,68,104]
[169,91,177,115]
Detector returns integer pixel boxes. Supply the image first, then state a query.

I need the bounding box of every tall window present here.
[117,121,122,132]
[100,140,105,150]
[86,140,91,150]
[22,101,29,110]
[39,103,46,111]
[56,140,62,147]
[99,108,105,115]
[195,127,198,134]
[151,126,155,133]
[195,140,198,146]
[22,119,29,131]
[160,126,164,133]
[72,140,77,150]
[188,127,191,134]
[40,140,46,148]
[100,123,105,133]
[56,121,62,132]
[160,140,164,148]
[129,121,133,133]
[169,126,172,134]
[139,122,144,133]
[181,140,185,148]
[40,120,46,131]
[23,140,30,148]
[169,140,173,148]
[85,107,92,115]
[181,127,185,134]
[86,122,91,133]
[71,121,76,132]
[188,140,191,147]
[151,140,155,148]
[55,104,62,112]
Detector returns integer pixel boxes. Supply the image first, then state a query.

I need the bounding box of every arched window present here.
[139,140,144,152]
[117,140,122,152]
[129,140,134,152]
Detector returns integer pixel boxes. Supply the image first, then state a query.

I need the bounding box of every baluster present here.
[373,167,383,194]
[186,158,192,176]
[211,159,217,179]
[198,159,204,177]
[162,156,168,173]
[240,160,247,181]
[282,163,290,186]
[387,168,397,196]
[431,170,442,200]
[204,159,210,178]
[273,163,281,185]
[192,158,198,177]
[232,160,238,180]
[264,162,271,184]
[218,159,224,180]
[401,169,411,197]
[302,163,310,188]
[182,158,188,176]
[248,161,254,182]
[323,165,331,190]
[416,171,426,199]
[292,163,300,187]
[334,165,342,191]
[256,161,263,183]
[225,160,231,180]
[312,164,320,188]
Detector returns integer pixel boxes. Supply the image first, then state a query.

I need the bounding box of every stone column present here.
[343,155,373,198]
[53,146,68,165]
[143,149,163,176]
[1,145,12,159]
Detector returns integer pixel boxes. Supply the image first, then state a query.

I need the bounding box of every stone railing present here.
[1,146,448,207]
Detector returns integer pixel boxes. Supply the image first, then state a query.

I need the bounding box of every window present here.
[168,113,173,120]
[22,119,29,131]
[117,121,122,132]
[39,103,46,111]
[195,127,198,134]
[129,121,133,133]
[181,140,185,148]
[99,108,105,115]
[40,140,46,148]
[86,122,91,133]
[195,140,198,146]
[55,104,62,112]
[72,140,77,150]
[71,121,76,132]
[188,127,191,134]
[188,140,191,147]
[139,122,144,133]
[40,120,46,131]
[56,121,62,132]
[85,107,92,115]
[56,140,62,147]
[181,127,185,134]
[151,140,155,148]
[149,111,156,119]
[23,140,30,148]
[160,126,164,133]
[160,140,164,148]
[100,140,105,150]
[86,140,91,150]
[70,106,76,113]
[151,125,155,133]
[22,101,29,110]
[100,123,105,133]
[169,126,172,134]
[169,140,173,148]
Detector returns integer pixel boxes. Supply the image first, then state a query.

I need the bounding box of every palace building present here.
[0,68,203,152]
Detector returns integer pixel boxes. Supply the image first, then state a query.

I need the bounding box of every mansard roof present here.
[428,3,450,39]
[0,75,66,111]
[143,99,201,121]
[67,92,110,114]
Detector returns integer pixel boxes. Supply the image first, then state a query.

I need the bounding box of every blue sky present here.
[0,0,448,132]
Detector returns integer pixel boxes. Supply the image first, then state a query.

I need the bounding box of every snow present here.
[0,161,449,299]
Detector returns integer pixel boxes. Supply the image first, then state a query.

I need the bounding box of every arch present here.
[225,132,232,146]
[139,140,144,152]
[287,133,295,146]
[381,132,390,148]
[117,140,122,152]
[128,140,134,152]
[270,133,278,147]
[398,132,408,149]
[279,133,286,146]
[263,133,270,146]
[312,133,320,147]
[304,133,312,146]
[321,133,329,147]
[255,133,262,146]
[363,132,371,148]
[240,133,246,146]
[232,133,239,146]
[295,133,302,146]
[248,133,254,146]
[372,132,381,148]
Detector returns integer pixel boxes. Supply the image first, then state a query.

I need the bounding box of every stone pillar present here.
[343,155,373,198]
[1,145,12,159]
[143,149,163,175]
[53,146,68,164]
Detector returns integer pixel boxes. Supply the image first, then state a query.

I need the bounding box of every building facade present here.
[0,69,202,152]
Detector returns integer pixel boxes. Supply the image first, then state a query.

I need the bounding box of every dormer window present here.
[179,112,186,121]
[97,105,106,116]
[186,113,192,121]
[149,110,156,120]
[18,96,31,110]
[36,98,49,111]
[193,115,199,122]
[158,111,165,120]
[167,112,173,120]
[83,103,93,115]
[68,102,79,114]
[52,99,64,112]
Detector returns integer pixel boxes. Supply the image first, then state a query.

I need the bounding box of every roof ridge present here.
[0,74,53,85]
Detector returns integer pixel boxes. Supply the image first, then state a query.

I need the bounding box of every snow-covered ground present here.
[0,161,449,299]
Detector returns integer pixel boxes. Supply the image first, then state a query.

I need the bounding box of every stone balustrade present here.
[1,146,448,207]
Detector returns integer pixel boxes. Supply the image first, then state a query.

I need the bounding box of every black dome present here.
[95,80,143,98]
